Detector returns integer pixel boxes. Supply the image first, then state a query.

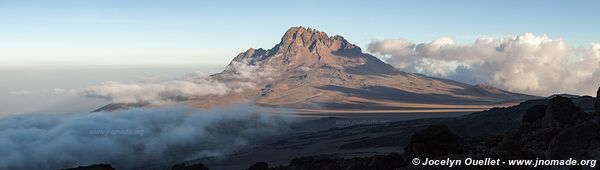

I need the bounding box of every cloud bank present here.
[81,60,273,105]
[81,72,229,105]
[368,33,600,96]
[0,105,293,169]
[8,90,31,95]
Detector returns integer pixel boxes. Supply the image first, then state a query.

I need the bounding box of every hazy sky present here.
[1,0,599,67]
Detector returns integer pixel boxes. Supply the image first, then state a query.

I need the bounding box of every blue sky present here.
[1,0,599,67]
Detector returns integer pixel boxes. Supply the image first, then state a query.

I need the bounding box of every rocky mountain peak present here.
[227,26,393,75]
[279,26,358,52]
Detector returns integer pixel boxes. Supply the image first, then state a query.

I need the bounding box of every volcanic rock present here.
[542,96,584,128]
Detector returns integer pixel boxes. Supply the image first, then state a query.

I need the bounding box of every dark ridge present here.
[61,164,114,170]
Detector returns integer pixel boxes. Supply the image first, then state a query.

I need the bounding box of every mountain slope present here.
[186,27,538,109]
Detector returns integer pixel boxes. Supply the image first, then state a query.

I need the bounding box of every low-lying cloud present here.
[81,60,274,105]
[0,104,293,169]
[8,90,31,95]
[368,33,600,96]
[81,72,229,105]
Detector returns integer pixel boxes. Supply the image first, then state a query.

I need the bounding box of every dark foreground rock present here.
[62,164,115,170]
[265,152,406,170]
[171,162,210,170]
[596,87,600,113]
[248,162,269,170]
[522,104,546,123]
[266,94,600,170]
[542,96,586,128]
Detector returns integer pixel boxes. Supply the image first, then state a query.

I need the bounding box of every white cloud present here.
[0,105,294,169]
[81,75,229,105]
[81,60,274,105]
[8,90,31,95]
[50,88,78,95]
[368,33,600,96]
[221,60,275,81]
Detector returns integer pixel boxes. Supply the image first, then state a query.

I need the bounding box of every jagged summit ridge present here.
[278,26,358,52]
[228,26,392,74]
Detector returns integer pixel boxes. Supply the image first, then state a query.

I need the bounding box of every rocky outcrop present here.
[482,95,600,162]
[501,96,598,159]
[402,95,599,168]
[542,96,586,128]
[405,125,464,158]
[393,95,599,169]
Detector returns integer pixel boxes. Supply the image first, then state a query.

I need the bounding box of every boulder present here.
[405,125,463,158]
[542,96,582,127]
